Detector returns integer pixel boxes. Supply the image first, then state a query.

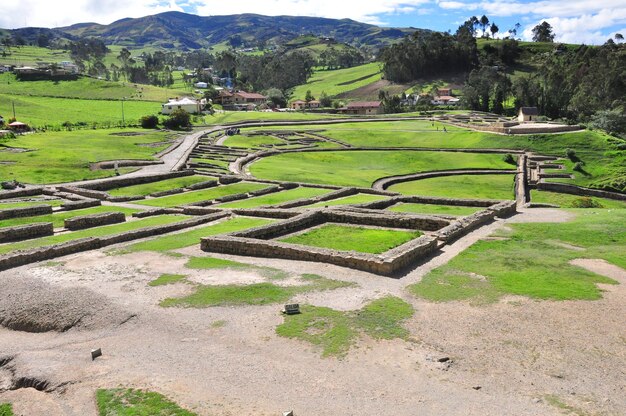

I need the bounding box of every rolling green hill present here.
[291,62,382,100]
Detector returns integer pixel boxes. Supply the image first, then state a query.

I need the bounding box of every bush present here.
[573,162,584,172]
[565,148,576,160]
[163,109,191,130]
[140,115,159,129]
[502,153,516,165]
[571,197,603,208]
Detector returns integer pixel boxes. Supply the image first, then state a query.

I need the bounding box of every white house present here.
[161,97,204,115]
[194,82,208,89]
[431,95,460,105]
[518,107,539,122]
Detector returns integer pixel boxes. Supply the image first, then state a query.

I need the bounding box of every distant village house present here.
[338,101,384,115]
[290,99,320,110]
[161,97,205,115]
[518,107,539,122]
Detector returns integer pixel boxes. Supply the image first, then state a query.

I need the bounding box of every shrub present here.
[140,115,159,129]
[570,197,603,208]
[573,162,584,172]
[502,153,516,165]
[163,109,191,130]
[565,148,576,160]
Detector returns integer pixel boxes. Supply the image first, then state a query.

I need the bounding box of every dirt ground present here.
[0,208,624,416]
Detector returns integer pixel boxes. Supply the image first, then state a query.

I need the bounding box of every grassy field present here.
[388,174,516,200]
[277,296,413,357]
[116,216,274,253]
[291,62,382,100]
[161,273,354,308]
[107,175,213,197]
[0,206,140,228]
[250,150,512,187]
[305,193,388,208]
[96,388,195,416]
[410,209,625,303]
[0,45,71,66]
[0,93,160,127]
[0,214,188,255]
[222,134,285,149]
[530,191,626,208]
[0,199,64,209]
[388,203,484,216]
[0,129,175,184]
[216,187,331,209]
[139,182,270,207]
[279,224,422,254]
[205,110,345,126]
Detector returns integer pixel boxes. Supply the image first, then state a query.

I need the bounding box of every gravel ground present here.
[0,208,624,416]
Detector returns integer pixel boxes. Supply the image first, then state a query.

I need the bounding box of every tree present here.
[117,48,132,81]
[163,109,191,130]
[479,15,490,37]
[305,90,315,103]
[532,21,556,42]
[140,115,159,129]
[490,23,499,39]
[319,91,332,107]
[615,33,624,43]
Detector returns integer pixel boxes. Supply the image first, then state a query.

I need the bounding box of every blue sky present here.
[1,0,625,45]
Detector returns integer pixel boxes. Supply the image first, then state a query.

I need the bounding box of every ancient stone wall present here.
[0,205,52,220]
[56,186,110,201]
[64,212,126,230]
[186,180,218,191]
[230,208,301,219]
[133,208,184,218]
[149,188,184,198]
[0,223,54,243]
[536,182,626,201]
[62,199,101,210]
[0,187,44,200]
[78,170,195,191]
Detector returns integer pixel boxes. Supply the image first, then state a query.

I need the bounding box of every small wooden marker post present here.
[91,348,102,361]
[282,304,300,315]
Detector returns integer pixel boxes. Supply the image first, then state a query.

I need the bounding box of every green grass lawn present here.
[291,62,382,99]
[388,202,484,216]
[0,403,13,416]
[0,129,174,184]
[149,274,187,286]
[0,206,140,228]
[276,296,413,357]
[531,191,626,208]
[160,273,354,308]
[409,209,625,303]
[279,224,422,254]
[96,388,196,416]
[250,150,512,187]
[116,216,274,253]
[216,187,331,209]
[139,182,270,207]
[222,134,285,149]
[107,175,214,197]
[305,193,388,208]
[388,174,516,200]
[0,93,161,128]
[0,199,64,209]
[0,214,188,255]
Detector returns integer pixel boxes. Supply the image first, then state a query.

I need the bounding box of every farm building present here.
[161,97,204,114]
[290,100,321,110]
[431,95,460,105]
[518,107,539,122]
[338,101,384,115]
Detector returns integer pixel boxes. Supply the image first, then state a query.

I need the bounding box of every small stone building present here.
[518,107,539,122]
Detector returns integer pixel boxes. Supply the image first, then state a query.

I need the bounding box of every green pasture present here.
[0,206,140,228]
[305,193,388,208]
[277,296,413,357]
[0,45,70,66]
[279,224,422,254]
[139,182,270,207]
[216,187,331,209]
[388,174,516,200]
[0,93,160,127]
[250,150,512,187]
[222,134,285,149]
[206,110,344,125]
[0,129,174,184]
[410,209,625,303]
[530,191,626,209]
[388,202,484,216]
[291,62,382,100]
[96,388,195,416]
[116,216,274,253]
[0,73,188,102]
[0,214,188,255]
[107,175,213,197]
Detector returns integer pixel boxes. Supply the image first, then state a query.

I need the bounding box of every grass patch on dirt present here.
[217,187,331,209]
[305,193,388,208]
[0,214,188,255]
[250,150,511,187]
[149,274,187,286]
[0,403,13,416]
[160,273,355,308]
[276,296,414,357]
[530,191,626,209]
[184,256,289,280]
[0,206,140,228]
[389,174,515,200]
[96,388,196,416]
[108,175,214,197]
[116,217,274,253]
[279,224,422,254]
[0,129,174,184]
[388,202,483,216]
[140,182,270,207]
[410,209,625,303]
[543,394,590,416]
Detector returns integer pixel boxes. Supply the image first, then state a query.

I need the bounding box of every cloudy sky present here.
[1,0,625,44]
